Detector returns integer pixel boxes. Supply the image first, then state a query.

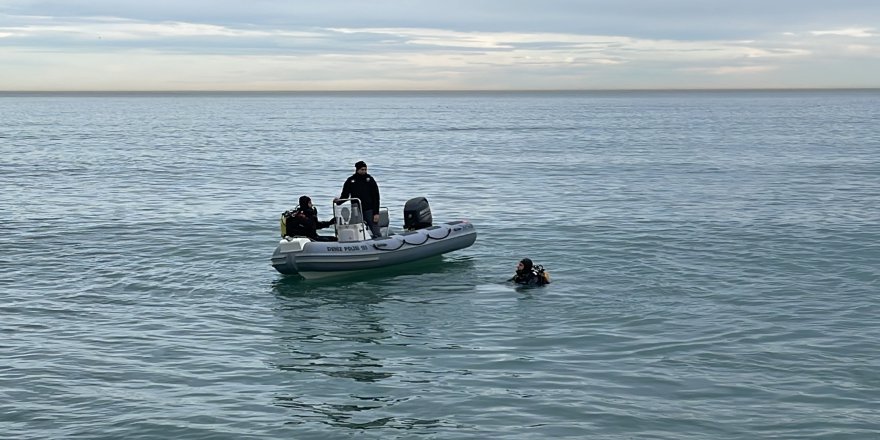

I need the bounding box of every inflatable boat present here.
[271,197,477,279]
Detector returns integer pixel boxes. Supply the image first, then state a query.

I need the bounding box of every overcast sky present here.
[1,0,878,91]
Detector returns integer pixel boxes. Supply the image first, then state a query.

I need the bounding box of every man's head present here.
[355,161,368,174]
[298,195,312,208]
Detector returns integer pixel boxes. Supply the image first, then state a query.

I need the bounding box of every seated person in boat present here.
[509,258,551,286]
[284,195,337,241]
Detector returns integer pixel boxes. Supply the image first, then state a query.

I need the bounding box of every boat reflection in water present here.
[267,265,477,431]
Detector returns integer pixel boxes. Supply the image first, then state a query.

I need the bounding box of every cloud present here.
[844,44,879,55]
[686,65,779,75]
[810,28,876,38]
[0,15,323,41]
[1,3,879,90]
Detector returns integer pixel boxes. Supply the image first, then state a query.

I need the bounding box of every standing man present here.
[336,160,381,238]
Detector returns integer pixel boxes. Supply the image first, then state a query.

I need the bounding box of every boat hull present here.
[271,220,476,279]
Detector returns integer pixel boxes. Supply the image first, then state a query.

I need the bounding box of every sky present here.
[1,0,879,91]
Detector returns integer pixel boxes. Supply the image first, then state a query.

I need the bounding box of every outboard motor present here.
[403,197,432,230]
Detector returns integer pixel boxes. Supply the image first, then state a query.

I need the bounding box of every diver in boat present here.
[509,258,551,286]
[285,195,337,241]
[335,160,381,238]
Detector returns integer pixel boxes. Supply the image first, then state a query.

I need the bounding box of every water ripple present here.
[2,91,879,439]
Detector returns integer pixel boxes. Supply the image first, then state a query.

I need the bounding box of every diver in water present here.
[509,258,551,286]
[284,195,337,241]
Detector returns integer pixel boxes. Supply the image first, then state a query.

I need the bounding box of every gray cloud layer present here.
[1,1,878,90]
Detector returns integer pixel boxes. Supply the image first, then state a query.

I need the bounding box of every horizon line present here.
[2,87,879,95]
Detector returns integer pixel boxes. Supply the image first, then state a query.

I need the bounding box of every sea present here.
[1,90,878,439]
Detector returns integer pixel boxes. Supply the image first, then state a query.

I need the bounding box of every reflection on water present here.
[272,394,445,430]
[269,293,390,379]
[272,347,392,383]
[270,255,476,289]
[264,257,476,431]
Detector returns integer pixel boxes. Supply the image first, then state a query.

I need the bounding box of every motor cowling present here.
[403,197,432,230]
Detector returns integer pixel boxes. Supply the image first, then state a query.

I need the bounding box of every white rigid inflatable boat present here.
[271,197,477,279]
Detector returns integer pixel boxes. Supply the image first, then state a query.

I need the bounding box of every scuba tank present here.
[533,265,551,285]
[280,206,302,237]
[511,264,551,286]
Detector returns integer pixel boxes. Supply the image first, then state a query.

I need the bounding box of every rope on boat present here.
[372,227,453,251]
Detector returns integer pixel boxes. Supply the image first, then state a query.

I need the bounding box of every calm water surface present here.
[2,90,879,439]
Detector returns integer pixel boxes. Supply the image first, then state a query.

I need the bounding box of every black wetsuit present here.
[339,172,380,214]
[286,207,336,241]
[510,268,549,286]
[339,172,381,236]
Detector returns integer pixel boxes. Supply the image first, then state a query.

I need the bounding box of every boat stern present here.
[271,237,311,275]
